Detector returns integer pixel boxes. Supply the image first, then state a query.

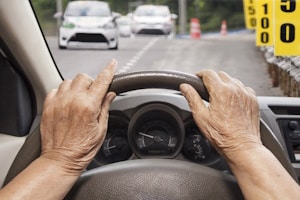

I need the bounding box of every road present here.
[47,32,282,96]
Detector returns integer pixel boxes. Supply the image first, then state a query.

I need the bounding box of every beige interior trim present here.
[0,0,62,115]
[0,134,25,187]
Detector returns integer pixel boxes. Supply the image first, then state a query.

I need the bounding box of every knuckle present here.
[81,101,96,113]
[44,89,57,105]
[101,71,114,85]
[60,79,72,87]
[76,73,90,79]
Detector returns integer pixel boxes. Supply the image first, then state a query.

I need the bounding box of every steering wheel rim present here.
[4,70,297,199]
[109,70,209,100]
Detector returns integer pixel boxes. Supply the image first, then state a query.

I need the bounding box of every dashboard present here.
[88,88,300,182]
[88,89,226,170]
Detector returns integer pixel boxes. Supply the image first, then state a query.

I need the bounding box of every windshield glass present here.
[65,2,111,17]
[135,6,170,17]
[31,0,285,97]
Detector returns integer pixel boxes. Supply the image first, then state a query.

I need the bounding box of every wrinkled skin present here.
[180,70,262,160]
[40,60,117,175]
[181,70,300,200]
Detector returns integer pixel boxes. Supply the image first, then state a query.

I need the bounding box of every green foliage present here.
[190,0,244,31]
[31,0,57,35]
[227,12,245,30]
[31,0,56,21]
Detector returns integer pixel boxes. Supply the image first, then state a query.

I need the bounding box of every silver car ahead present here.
[131,5,177,36]
[116,16,132,37]
[58,1,118,50]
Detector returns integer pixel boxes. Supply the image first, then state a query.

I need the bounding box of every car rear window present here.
[65,2,111,17]
[135,6,170,17]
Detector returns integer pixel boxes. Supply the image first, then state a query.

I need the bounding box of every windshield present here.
[65,2,111,17]
[134,6,170,17]
[31,0,286,97]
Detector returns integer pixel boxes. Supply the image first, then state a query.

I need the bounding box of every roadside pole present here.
[56,0,63,28]
[178,0,187,35]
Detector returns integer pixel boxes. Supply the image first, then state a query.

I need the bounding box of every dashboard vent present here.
[269,106,300,115]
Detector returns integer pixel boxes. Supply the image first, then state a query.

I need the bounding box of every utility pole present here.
[56,0,63,28]
[178,0,187,35]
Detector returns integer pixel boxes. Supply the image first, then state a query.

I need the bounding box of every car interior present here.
[1,1,300,199]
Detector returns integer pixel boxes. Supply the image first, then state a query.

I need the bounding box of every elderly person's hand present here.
[180,70,300,200]
[180,70,262,160]
[0,60,117,200]
[40,59,117,175]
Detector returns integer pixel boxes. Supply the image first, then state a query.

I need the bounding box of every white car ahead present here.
[116,16,132,37]
[131,5,177,37]
[58,1,118,50]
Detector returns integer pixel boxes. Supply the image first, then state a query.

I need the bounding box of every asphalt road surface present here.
[46,32,282,96]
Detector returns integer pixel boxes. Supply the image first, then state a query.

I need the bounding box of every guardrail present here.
[261,47,300,97]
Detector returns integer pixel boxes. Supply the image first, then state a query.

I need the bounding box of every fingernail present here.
[180,84,189,93]
[107,92,116,103]
[108,59,118,72]
[106,59,118,73]
[112,58,118,66]
[180,84,191,97]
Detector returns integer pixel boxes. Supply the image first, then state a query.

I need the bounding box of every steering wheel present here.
[4,71,298,200]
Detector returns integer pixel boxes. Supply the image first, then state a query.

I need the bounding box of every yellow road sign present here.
[274,0,300,56]
[243,0,257,29]
[256,0,273,46]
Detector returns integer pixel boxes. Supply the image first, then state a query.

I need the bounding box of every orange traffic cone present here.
[220,20,227,36]
[190,18,201,39]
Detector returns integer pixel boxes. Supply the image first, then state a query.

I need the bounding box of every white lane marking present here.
[117,38,159,74]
